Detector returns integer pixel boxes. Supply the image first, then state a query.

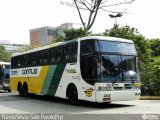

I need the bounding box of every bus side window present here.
[17,57,22,67]
[50,49,56,63]
[52,48,62,63]
[70,44,78,61]
[63,46,71,61]
[57,48,62,62]
[29,52,38,66]
[43,49,50,64]
[11,57,16,68]
[21,55,29,67]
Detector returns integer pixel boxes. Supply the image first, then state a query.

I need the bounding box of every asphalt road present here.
[0,91,160,120]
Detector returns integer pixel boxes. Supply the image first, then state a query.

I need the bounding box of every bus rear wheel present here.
[22,83,28,97]
[67,85,78,105]
[17,83,23,97]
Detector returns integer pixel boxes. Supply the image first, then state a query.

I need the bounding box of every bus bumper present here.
[95,90,141,103]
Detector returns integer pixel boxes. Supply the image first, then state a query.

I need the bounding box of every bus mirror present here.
[137,58,141,71]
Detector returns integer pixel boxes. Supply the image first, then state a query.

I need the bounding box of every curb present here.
[140,96,160,100]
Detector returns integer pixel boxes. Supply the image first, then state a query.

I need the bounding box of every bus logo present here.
[84,88,94,97]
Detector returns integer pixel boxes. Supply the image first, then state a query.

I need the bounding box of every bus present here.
[10,36,141,104]
[0,61,11,92]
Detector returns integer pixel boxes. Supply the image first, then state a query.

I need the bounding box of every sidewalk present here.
[140,96,160,100]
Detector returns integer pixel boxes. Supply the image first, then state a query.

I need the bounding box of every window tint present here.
[97,41,137,55]
[39,49,50,65]
[50,48,56,63]
[56,48,62,62]
[29,52,39,66]
[21,55,29,67]
[63,43,78,62]
[63,46,71,61]
[81,40,95,54]
[11,42,78,68]
[70,44,78,61]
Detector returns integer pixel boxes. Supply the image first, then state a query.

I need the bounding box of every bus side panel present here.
[46,64,66,96]
[40,65,57,95]
[55,63,89,100]
[10,77,28,91]
[28,66,49,94]
[55,63,76,98]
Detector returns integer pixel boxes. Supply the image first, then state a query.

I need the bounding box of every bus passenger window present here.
[70,44,78,61]
[55,48,62,62]
[63,46,70,61]
[50,49,56,63]
[17,60,21,67]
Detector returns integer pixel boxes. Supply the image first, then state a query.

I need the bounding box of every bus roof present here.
[12,36,133,57]
[12,39,78,57]
[79,36,134,43]
[0,61,10,65]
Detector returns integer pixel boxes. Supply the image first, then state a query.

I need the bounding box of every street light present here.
[109,13,123,25]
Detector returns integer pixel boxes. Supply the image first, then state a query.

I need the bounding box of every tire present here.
[22,84,28,97]
[67,85,78,105]
[17,83,23,97]
[8,90,11,92]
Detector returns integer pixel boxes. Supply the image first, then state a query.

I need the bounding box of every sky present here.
[0,0,160,44]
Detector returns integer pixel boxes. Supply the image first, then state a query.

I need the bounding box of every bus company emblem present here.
[84,88,94,97]
[22,68,38,75]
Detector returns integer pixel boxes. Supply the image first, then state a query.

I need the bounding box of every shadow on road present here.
[19,93,135,109]
[0,92,136,114]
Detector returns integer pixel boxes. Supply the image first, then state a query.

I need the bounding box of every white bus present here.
[0,61,11,92]
[10,36,141,104]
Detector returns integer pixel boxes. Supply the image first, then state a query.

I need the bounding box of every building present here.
[57,23,73,36]
[0,40,24,53]
[30,26,57,46]
[30,23,80,46]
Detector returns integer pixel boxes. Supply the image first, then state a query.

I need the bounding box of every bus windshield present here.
[96,40,137,55]
[98,55,140,83]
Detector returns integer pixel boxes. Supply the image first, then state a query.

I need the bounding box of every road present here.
[0,92,160,120]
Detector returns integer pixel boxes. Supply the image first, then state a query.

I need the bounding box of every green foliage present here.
[53,28,91,43]
[149,39,160,56]
[53,35,65,43]
[141,57,160,96]
[63,28,90,41]
[150,57,160,95]
[103,25,151,63]
[0,44,11,62]
[17,45,36,52]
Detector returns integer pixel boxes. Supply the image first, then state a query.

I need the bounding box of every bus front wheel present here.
[67,85,78,105]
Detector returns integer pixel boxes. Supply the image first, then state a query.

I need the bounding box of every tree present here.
[0,44,11,62]
[61,0,135,31]
[64,28,90,40]
[53,28,90,43]
[103,25,160,96]
[149,39,160,56]
[17,45,36,52]
[103,25,151,63]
